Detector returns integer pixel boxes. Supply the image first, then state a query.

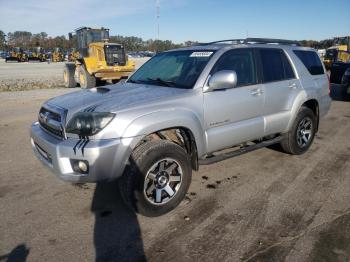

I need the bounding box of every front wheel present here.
[281,106,317,155]
[79,66,96,89]
[118,140,192,217]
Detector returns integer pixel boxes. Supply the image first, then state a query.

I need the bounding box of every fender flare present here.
[285,90,316,132]
[122,109,206,157]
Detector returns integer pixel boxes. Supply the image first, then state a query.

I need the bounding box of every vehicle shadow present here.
[0,244,30,262]
[330,83,350,101]
[91,180,146,262]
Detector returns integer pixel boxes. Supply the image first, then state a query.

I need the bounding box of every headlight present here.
[66,112,115,136]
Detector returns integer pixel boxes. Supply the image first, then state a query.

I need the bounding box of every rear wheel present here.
[79,66,96,89]
[63,64,76,88]
[281,106,316,155]
[118,140,192,217]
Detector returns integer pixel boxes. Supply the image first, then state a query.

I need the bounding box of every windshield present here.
[33,47,42,53]
[87,30,108,43]
[128,50,215,89]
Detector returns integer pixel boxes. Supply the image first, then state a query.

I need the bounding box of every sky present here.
[0,0,349,43]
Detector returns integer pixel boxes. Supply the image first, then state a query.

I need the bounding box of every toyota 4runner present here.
[30,38,331,216]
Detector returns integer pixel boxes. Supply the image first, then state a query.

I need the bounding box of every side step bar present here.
[199,136,283,165]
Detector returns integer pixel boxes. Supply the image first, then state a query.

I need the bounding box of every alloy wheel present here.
[296,117,313,148]
[143,158,182,205]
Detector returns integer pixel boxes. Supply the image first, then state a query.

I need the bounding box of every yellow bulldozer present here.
[28,47,48,62]
[51,48,65,62]
[323,36,350,69]
[5,47,28,62]
[63,27,135,88]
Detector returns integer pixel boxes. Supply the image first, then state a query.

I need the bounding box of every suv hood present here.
[46,83,190,118]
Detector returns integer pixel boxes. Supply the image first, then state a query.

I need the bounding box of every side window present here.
[293,50,325,75]
[260,48,295,82]
[281,52,295,79]
[211,49,256,87]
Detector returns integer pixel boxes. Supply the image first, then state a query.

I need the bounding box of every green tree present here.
[7,31,32,48]
[0,30,6,50]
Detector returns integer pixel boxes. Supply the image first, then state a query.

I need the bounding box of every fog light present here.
[78,161,88,173]
[71,159,89,174]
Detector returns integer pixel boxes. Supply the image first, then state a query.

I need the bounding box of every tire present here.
[63,64,77,88]
[281,106,317,155]
[118,140,192,217]
[79,65,96,89]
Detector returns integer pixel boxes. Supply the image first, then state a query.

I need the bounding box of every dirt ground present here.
[0,84,349,262]
[0,58,149,91]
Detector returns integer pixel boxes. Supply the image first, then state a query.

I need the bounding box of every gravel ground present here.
[0,58,149,92]
[0,84,349,261]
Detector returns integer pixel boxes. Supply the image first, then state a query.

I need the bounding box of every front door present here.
[203,48,265,153]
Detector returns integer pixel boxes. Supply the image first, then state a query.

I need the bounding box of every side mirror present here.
[206,70,237,92]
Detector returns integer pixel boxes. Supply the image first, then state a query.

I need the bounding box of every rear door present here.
[258,48,300,135]
[203,48,265,153]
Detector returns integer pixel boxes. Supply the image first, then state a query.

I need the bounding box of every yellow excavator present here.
[5,47,28,62]
[63,27,135,88]
[323,36,350,69]
[51,48,65,62]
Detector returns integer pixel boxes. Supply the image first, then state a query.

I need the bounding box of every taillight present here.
[327,74,331,96]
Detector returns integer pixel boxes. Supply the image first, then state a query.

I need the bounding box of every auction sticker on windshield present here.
[190,52,213,57]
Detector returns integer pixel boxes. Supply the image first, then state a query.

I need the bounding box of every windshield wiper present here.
[127,79,143,84]
[146,77,176,87]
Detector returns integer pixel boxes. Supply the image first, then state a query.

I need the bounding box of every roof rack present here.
[198,39,246,46]
[198,38,301,46]
[245,38,301,46]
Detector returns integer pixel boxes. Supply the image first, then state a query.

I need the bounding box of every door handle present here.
[288,83,297,89]
[251,88,263,96]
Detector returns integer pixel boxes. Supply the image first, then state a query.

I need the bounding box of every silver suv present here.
[30,38,331,216]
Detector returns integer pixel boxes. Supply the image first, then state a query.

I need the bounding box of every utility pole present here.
[156,0,160,40]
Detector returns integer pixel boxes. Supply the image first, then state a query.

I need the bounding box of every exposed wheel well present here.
[135,127,199,171]
[302,99,319,131]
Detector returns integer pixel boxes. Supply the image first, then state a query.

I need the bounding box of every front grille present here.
[105,45,126,66]
[38,106,65,139]
[39,121,64,137]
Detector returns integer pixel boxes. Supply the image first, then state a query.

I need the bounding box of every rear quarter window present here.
[293,50,324,75]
